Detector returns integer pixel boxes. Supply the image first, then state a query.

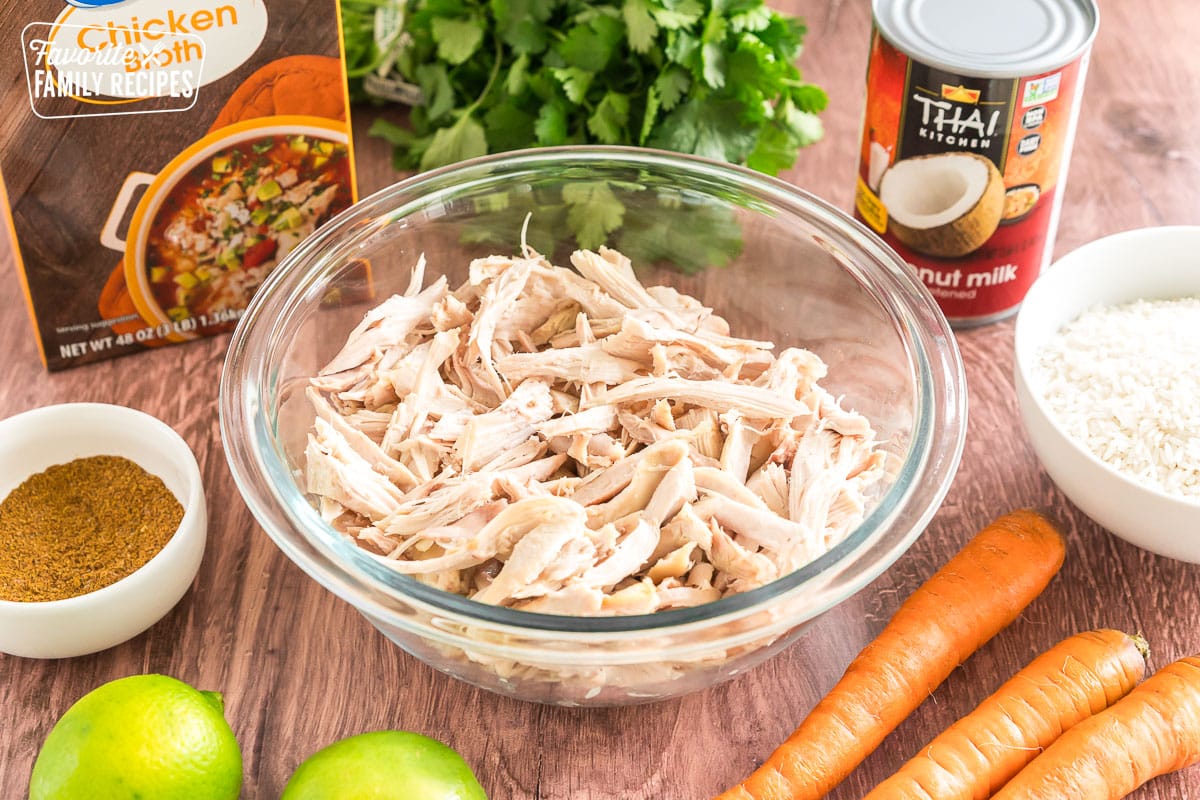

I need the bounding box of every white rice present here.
[1034,296,1200,500]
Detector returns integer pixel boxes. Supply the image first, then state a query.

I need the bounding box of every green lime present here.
[282,730,487,800]
[29,674,242,800]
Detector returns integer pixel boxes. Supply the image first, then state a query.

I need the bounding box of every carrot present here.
[715,508,1066,800]
[860,629,1148,800]
[992,654,1200,799]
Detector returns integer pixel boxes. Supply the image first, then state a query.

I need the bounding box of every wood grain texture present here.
[2,0,1199,797]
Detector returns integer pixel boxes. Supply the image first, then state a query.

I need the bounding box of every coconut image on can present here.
[879,152,1005,258]
[855,0,1099,326]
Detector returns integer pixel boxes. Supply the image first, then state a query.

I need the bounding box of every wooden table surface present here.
[2,1,1198,797]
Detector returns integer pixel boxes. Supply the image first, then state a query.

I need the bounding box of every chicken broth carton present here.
[1,0,357,370]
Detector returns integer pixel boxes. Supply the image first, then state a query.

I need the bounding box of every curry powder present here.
[0,455,184,602]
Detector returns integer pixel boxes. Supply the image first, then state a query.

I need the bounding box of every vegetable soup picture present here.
[1002,184,1040,223]
[145,134,352,330]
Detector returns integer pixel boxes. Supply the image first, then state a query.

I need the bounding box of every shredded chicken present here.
[305,244,886,617]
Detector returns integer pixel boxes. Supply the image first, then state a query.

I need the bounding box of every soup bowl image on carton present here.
[99,115,353,343]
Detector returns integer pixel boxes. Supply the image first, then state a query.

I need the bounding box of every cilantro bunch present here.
[369,0,828,175]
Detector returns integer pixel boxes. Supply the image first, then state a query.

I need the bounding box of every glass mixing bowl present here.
[220,147,967,706]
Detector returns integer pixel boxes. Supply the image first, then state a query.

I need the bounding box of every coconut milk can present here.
[855,0,1099,325]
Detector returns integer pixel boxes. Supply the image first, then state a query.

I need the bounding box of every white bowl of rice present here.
[1015,226,1200,563]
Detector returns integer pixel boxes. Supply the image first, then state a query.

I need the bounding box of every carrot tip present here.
[1132,632,1151,660]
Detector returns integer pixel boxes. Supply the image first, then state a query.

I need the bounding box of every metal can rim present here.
[872,0,1099,79]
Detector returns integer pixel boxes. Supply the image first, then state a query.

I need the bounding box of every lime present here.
[282,730,487,800]
[29,674,242,800]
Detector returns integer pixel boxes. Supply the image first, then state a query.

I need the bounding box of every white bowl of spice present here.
[1015,226,1200,563]
[0,403,206,658]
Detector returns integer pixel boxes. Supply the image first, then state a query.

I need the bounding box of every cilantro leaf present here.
[700,39,726,89]
[484,101,536,151]
[699,14,729,89]
[649,0,705,30]
[588,91,631,144]
[556,13,624,71]
[419,112,488,170]
[505,52,530,94]
[639,84,661,144]
[729,4,771,32]
[781,97,824,145]
[415,62,456,122]
[723,36,784,116]
[535,102,569,145]
[563,181,625,250]
[666,29,700,70]
[368,117,416,148]
[650,96,757,163]
[654,65,691,110]
[623,0,659,53]
[791,82,829,113]
[551,66,594,104]
[431,15,486,65]
[755,13,805,60]
[525,69,559,103]
[490,0,554,54]
[745,120,797,175]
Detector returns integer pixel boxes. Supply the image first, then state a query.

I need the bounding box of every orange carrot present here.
[715,509,1066,800]
[992,654,1200,799]
[860,629,1148,800]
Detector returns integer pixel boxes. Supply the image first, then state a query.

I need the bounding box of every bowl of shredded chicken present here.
[221,147,967,705]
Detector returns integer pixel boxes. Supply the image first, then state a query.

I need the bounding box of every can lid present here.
[873,0,1099,78]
